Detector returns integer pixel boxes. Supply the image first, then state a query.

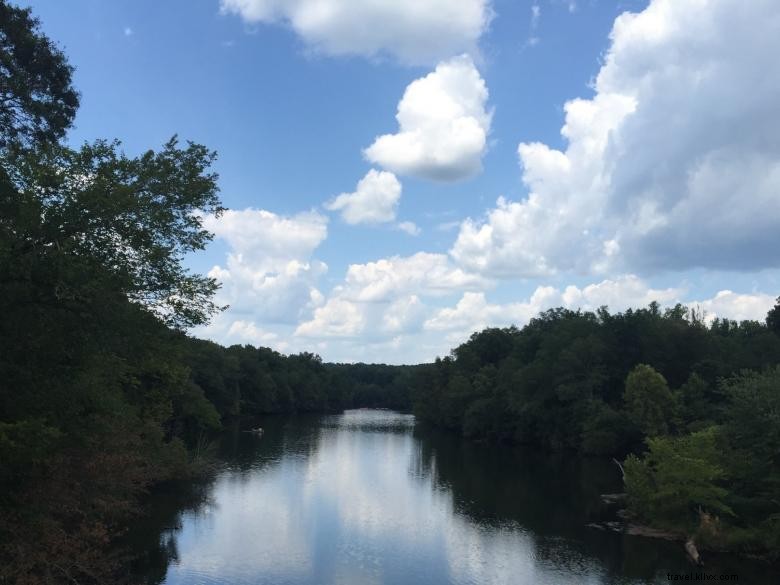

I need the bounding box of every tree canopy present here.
[0,0,78,151]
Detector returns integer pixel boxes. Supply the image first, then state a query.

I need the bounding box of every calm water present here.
[128,410,777,585]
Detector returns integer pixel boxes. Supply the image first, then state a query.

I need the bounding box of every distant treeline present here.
[184,339,417,419]
[409,303,780,556]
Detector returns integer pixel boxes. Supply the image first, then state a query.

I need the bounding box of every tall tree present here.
[0,0,79,151]
[767,296,780,335]
[3,138,226,328]
[624,364,676,437]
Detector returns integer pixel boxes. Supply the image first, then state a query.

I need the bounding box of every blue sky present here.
[24,0,780,362]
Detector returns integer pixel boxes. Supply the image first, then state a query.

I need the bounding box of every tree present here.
[767,296,780,335]
[0,4,228,576]
[0,0,79,150]
[624,364,676,437]
[2,137,225,329]
[720,367,780,503]
[624,427,732,530]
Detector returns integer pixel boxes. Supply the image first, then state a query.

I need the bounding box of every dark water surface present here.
[128,410,777,585]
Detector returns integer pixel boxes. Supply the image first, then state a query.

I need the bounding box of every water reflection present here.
[129,410,778,585]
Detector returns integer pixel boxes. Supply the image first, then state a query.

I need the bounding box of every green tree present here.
[3,137,225,328]
[767,296,780,335]
[0,4,226,573]
[624,427,732,529]
[720,367,780,506]
[624,364,676,437]
[0,0,79,150]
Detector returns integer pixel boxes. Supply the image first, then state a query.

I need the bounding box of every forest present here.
[1,2,779,582]
[410,304,780,555]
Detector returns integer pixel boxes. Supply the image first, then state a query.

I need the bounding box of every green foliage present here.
[719,367,780,508]
[580,399,634,455]
[413,303,780,453]
[0,0,79,151]
[4,137,226,328]
[625,428,732,529]
[0,5,234,578]
[624,364,676,437]
[767,297,780,335]
[411,299,780,553]
[623,368,780,553]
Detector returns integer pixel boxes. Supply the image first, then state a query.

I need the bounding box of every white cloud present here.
[424,275,680,336]
[203,208,327,269]
[559,274,681,312]
[220,0,492,65]
[124,27,133,37]
[227,320,279,344]
[452,0,780,278]
[202,208,328,323]
[294,252,488,339]
[295,297,365,338]
[325,170,401,225]
[396,221,421,236]
[342,252,490,302]
[294,293,428,340]
[691,290,776,324]
[424,290,547,334]
[382,295,427,334]
[364,55,492,182]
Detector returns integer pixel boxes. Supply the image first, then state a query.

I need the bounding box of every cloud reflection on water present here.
[162,410,613,585]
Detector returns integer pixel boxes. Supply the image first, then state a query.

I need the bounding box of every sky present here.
[23,0,780,363]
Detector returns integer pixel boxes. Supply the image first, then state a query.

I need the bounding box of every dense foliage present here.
[410,302,780,554]
[182,338,416,418]
[0,2,78,151]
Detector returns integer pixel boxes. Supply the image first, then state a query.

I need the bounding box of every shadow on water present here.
[123,411,779,585]
[412,425,778,584]
[123,414,319,584]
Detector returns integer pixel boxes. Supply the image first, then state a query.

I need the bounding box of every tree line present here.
[408,303,780,556]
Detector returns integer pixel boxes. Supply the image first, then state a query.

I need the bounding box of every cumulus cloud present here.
[364,55,492,181]
[424,289,551,334]
[559,274,681,312]
[219,0,492,65]
[295,293,428,340]
[691,290,777,324]
[202,208,328,323]
[295,297,365,338]
[382,295,427,334]
[294,252,488,339]
[425,275,682,336]
[325,170,401,225]
[452,0,780,278]
[342,252,490,302]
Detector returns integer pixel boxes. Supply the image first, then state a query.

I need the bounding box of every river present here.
[126,409,777,584]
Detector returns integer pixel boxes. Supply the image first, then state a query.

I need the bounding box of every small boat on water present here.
[243,427,264,435]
